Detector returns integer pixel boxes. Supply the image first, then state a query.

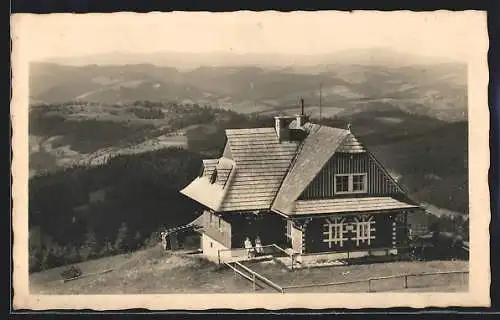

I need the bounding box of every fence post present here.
[368,279,372,292]
[253,273,256,291]
[218,249,221,265]
[404,275,408,289]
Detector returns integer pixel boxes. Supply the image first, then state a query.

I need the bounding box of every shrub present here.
[60,265,82,280]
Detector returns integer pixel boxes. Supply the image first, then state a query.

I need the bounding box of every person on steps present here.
[255,236,263,255]
[244,237,254,258]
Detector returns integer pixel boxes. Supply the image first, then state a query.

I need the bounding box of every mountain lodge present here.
[180,110,429,265]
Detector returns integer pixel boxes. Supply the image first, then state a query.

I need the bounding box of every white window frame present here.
[352,173,368,193]
[322,217,348,248]
[334,174,350,194]
[334,173,368,194]
[352,216,376,246]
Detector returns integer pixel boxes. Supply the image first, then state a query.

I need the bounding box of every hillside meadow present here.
[30,245,468,294]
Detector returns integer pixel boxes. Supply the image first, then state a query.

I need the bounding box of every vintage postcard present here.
[11,10,490,310]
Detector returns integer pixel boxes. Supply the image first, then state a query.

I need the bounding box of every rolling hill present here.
[29,58,467,122]
[28,52,469,273]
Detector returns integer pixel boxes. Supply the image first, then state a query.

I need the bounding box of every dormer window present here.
[209,168,217,184]
[335,173,367,194]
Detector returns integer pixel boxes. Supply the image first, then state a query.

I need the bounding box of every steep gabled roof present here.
[219,128,299,211]
[271,124,350,214]
[181,120,418,214]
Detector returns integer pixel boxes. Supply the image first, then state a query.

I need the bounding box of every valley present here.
[27,56,469,274]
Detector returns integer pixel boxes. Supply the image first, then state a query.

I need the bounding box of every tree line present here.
[29,147,203,272]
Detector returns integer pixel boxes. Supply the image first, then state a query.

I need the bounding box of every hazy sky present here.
[13,11,485,62]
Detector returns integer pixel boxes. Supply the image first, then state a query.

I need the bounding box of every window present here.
[352,174,366,192]
[335,175,349,193]
[352,216,376,246]
[323,217,348,248]
[286,220,293,239]
[218,218,224,233]
[209,213,217,228]
[335,173,367,194]
[209,169,217,184]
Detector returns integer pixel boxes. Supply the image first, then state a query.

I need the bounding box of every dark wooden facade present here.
[202,210,232,248]
[202,210,286,249]
[299,152,402,200]
[293,211,410,254]
[229,212,286,248]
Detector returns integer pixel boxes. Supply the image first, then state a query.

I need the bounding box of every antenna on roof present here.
[300,98,304,115]
[319,83,323,122]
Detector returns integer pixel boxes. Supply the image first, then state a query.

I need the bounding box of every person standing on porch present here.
[244,237,254,258]
[255,236,263,255]
[160,231,168,250]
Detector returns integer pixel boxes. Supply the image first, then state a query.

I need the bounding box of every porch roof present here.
[279,197,419,216]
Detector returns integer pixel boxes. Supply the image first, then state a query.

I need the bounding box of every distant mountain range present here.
[30,48,467,122]
[42,47,463,70]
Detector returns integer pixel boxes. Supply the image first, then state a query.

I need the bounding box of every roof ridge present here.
[271,126,351,213]
[214,160,238,211]
[225,127,275,134]
[269,123,319,207]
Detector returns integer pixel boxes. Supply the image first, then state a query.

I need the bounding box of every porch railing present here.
[217,243,293,265]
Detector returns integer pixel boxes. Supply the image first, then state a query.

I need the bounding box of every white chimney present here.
[274,116,289,142]
[296,114,309,127]
[295,98,309,127]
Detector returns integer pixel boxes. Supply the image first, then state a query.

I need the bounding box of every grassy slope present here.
[30,246,468,294]
[30,246,253,294]
[243,259,468,293]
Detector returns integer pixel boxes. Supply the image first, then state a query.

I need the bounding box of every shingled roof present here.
[219,128,299,211]
[180,157,235,211]
[271,124,350,213]
[180,119,416,215]
[290,197,419,216]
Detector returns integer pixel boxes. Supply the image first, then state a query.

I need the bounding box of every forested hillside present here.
[29,148,203,272]
[29,102,468,272]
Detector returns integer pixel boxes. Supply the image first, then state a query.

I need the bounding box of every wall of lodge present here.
[202,210,232,248]
[300,211,409,254]
[299,152,403,200]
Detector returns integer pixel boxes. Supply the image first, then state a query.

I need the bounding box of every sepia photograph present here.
[11,10,490,309]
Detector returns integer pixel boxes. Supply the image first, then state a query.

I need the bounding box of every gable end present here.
[299,151,404,200]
